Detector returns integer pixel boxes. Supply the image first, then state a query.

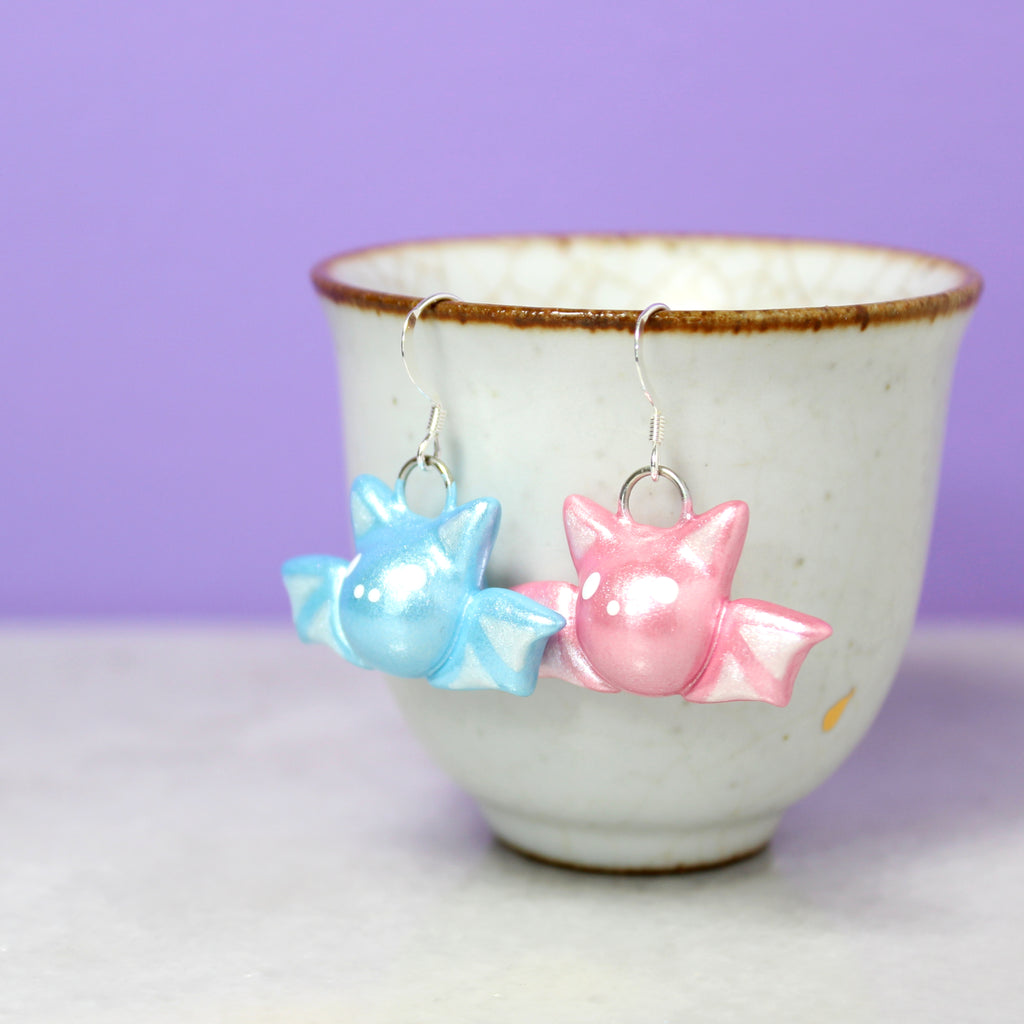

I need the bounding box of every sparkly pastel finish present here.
[283,475,565,695]
[516,494,831,705]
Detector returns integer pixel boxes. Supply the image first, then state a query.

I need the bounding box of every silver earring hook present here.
[401,292,460,466]
[634,302,669,481]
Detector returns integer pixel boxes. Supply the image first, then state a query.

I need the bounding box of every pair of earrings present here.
[283,296,831,705]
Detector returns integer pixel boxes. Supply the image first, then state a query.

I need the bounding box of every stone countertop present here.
[1,623,1022,1023]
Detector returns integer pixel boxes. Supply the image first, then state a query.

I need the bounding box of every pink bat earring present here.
[515,303,832,705]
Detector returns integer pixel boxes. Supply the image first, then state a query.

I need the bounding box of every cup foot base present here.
[480,804,781,874]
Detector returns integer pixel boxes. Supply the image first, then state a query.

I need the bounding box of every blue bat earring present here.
[283,293,565,696]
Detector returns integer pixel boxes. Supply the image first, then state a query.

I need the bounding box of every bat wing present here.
[685,598,832,706]
[281,554,373,669]
[428,587,565,696]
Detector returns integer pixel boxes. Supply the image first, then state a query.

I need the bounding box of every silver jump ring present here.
[618,465,693,524]
[398,454,454,491]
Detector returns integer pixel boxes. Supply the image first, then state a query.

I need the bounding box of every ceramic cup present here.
[311,235,981,872]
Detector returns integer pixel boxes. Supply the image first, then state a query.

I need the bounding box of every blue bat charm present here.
[283,474,565,695]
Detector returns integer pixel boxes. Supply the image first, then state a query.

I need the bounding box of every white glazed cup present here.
[312,235,981,872]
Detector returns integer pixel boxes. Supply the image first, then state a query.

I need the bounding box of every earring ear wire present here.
[633,302,669,481]
[401,293,459,468]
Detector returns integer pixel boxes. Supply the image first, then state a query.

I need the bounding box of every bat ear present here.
[438,497,500,569]
[350,475,399,539]
[679,500,749,579]
[563,494,617,567]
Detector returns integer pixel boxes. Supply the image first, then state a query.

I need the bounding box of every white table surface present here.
[1,623,1022,1023]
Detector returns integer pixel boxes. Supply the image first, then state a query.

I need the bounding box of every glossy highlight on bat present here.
[283,474,565,696]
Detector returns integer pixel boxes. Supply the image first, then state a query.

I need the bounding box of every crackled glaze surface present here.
[314,234,980,331]
[315,235,978,870]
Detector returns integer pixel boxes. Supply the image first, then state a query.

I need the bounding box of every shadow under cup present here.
[312,235,981,872]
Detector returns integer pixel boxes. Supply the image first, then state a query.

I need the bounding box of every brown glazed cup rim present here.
[311,233,982,334]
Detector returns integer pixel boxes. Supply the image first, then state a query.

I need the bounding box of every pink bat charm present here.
[515,493,831,705]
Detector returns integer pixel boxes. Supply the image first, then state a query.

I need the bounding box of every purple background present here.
[2,1,1021,620]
